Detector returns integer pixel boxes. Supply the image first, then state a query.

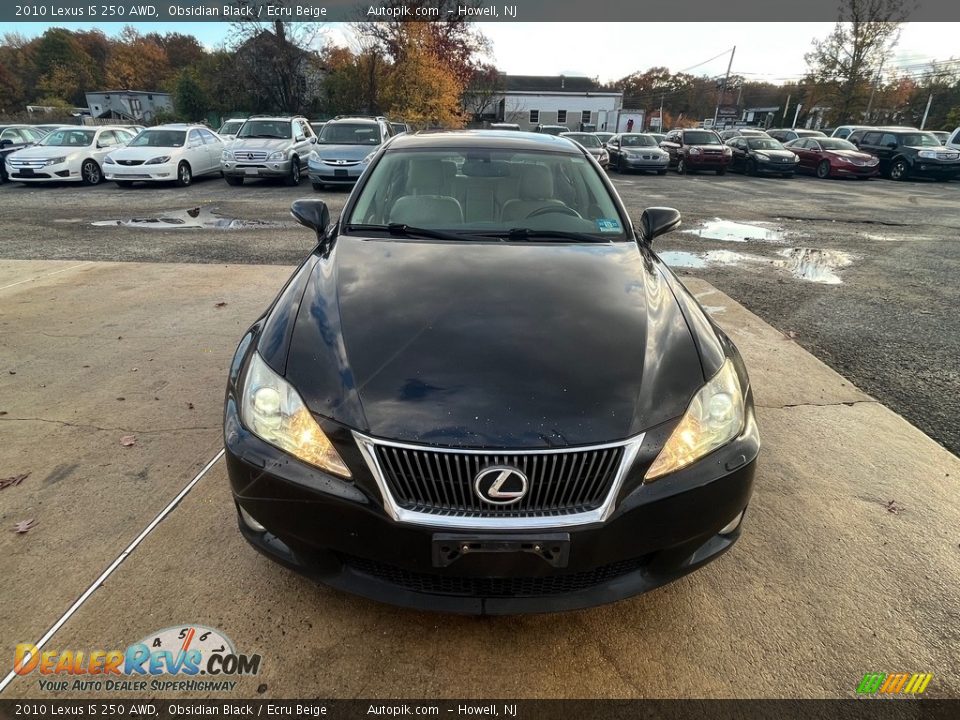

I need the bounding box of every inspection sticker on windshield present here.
[596,219,621,233]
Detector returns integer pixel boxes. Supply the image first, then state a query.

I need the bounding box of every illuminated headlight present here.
[144,156,170,165]
[645,359,745,481]
[917,150,938,159]
[104,156,116,165]
[688,147,702,155]
[221,150,233,161]
[45,156,67,166]
[241,352,351,478]
[267,150,286,161]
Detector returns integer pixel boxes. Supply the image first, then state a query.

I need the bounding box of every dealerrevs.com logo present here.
[15,625,261,693]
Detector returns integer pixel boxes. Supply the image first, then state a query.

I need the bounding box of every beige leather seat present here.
[388,196,464,225]
[406,157,445,196]
[500,164,564,222]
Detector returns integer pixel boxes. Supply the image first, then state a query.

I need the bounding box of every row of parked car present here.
[0,115,411,189]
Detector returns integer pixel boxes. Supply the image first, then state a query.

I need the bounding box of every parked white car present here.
[217,118,246,141]
[947,127,960,151]
[5,126,135,185]
[104,124,225,187]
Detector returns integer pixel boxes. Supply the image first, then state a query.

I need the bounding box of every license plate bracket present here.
[334,169,348,177]
[432,533,570,568]
[244,168,259,175]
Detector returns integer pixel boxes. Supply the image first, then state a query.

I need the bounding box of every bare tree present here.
[804,0,910,123]
[462,64,503,122]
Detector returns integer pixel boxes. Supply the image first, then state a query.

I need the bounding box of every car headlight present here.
[267,150,286,161]
[688,147,702,155]
[361,151,376,165]
[754,152,769,160]
[44,156,67,166]
[104,156,116,165]
[793,155,800,162]
[867,158,879,166]
[918,150,937,159]
[221,150,233,161]
[308,149,318,160]
[599,150,609,161]
[240,352,351,478]
[645,359,744,481]
[144,156,170,165]
[723,146,733,156]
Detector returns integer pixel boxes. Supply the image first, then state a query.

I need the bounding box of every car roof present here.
[328,116,382,125]
[146,123,204,129]
[387,130,582,153]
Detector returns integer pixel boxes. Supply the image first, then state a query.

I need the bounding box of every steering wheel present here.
[525,205,582,219]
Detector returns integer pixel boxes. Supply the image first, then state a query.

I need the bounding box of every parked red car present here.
[661,129,732,174]
[784,137,880,179]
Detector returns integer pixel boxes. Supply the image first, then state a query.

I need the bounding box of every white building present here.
[477,75,624,132]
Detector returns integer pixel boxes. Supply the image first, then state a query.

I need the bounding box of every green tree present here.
[174,69,208,121]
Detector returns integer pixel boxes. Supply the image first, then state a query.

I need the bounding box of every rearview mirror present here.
[291,199,330,238]
[640,207,682,242]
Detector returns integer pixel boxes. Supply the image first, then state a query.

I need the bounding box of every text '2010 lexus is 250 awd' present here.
[223,131,760,614]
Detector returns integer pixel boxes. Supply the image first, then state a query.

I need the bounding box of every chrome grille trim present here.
[236,150,268,161]
[353,432,645,529]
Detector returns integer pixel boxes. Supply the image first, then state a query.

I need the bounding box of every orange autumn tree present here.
[379,24,465,129]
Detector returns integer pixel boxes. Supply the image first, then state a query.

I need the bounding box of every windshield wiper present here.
[478,228,609,243]
[343,223,494,242]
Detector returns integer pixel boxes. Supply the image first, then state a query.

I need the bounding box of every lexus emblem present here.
[474,466,528,505]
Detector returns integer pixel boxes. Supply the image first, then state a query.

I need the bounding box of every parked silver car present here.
[307,116,393,189]
[560,131,610,168]
[221,116,316,186]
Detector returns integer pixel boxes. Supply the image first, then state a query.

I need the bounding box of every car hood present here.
[228,138,291,152]
[313,144,377,162]
[107,146,182,160]
[284,237,706,448]
[8,145,86,160]
[904,145,960,157]
[753,149,796,158]
[826,149,875,161]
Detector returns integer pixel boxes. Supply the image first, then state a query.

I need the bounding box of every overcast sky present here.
[6,22,958,85]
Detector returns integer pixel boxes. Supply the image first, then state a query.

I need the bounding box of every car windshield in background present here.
[901,133,942,147]
[320,123,382,145]
[819,138,858,151]
[38,129,95,147]
[129,130,186,148]
[620,134,656,147]
[684,131,721,145]
[347,148,626,239]
[237,120,290,139]
[563,133,600,148]
[747,138,785,150]
[219,121,244,135]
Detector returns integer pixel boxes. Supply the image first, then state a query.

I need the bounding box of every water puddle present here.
[683,218,789,243]
[92,207,281,230]
[659,249,763,269]
[774,248,853,284]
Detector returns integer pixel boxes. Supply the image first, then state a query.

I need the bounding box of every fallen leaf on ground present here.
[120,434,136,447]
[12,519,36,534]
[886,500,903,515]
[187,402,195,410]
[215,302,228,308]
[0,473,29,490]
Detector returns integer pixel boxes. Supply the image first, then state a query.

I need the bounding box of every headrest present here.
[519,164,554,200]
[389,195,464,226]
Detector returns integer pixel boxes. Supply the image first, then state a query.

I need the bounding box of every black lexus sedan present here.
[224,131,759,614]
[726,136,799,176]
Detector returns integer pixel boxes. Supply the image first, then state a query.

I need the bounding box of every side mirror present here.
[640,207,682,242]
[887,142,897,149]
[291,199,330,238]
[0,139,11,149]
[309,136,318,144]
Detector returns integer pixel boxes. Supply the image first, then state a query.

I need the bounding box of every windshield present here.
[562,133,600,148]
[819,138,857,151]
[237,120,291,139]
[901,133,942,147]
[219,121,243,135]
[621,134,656,147]
[319,122,383,145]
[39,129,95,147]
[747,138,785,150]
[684,131,721,145]
[129,130,186,148]
[347,148,626,239]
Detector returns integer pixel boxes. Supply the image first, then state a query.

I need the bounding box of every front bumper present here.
[222,158,293,178]
[908,161,960,179]
[684,154,732,169]
[307,158,365,184]
[7,161,78,182]
[831,163,879,177]
[224,393,759,614]
[753,157,799,174]
[621,155,669,171]
[105,162,175,181]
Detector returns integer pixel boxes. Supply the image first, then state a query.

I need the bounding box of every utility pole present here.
[792,103,803,129]
[865,57,885,122]
[921,93,933,129]
[782,93,791,125]
[712,46,736,127]
[659,94,664,131]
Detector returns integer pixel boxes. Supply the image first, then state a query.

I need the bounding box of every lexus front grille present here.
[354,432,645,529]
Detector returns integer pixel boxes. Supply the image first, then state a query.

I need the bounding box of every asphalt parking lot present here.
[1,171,959,699]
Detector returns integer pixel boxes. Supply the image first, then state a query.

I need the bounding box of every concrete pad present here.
[0,260,290,648]
[3,270,959,699]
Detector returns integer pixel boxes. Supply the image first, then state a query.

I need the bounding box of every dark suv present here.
[661,129,732,174]
[855,129,960,181]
